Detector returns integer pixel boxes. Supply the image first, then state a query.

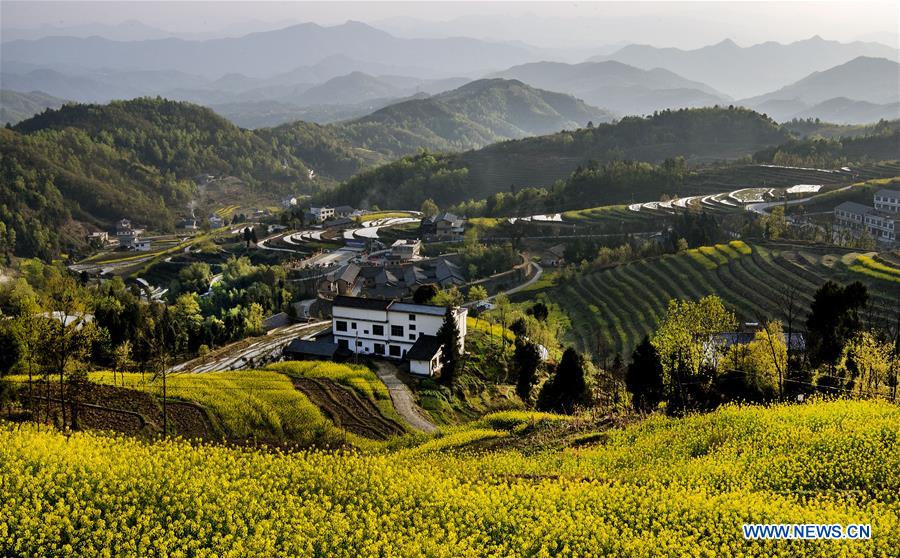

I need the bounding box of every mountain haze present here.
[491,61,727,116]
[592,36,899,98]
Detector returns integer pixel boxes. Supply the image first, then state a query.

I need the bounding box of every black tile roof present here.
[406,334,443,361]
[283,338,338,358]
[332,295,392,311]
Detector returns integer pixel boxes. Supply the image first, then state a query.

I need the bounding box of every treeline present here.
[0,256,306,425]
[322,107,791,212]
[754,119,900,168]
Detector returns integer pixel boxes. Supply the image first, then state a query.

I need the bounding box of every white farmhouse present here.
[331,295,467,376]
[309,206,336,223]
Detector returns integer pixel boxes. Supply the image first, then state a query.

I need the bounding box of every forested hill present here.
[332,79,614,159]
[323,107,793,209]
[1,98,318,259]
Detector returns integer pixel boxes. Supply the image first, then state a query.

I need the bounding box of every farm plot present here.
[539,241,900,357]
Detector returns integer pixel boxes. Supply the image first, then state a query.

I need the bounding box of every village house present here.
[114,218,144,248]
[208,215,225,229]
[540,244,566,267]
[330,295,467,376]
[389,239,422,261]
[420,212,466,241]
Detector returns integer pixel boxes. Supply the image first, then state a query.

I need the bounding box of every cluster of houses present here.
[833,188,899,247]
[285,295,467,377]
[320,257,465,300]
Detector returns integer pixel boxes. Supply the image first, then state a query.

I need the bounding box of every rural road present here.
[373,361,438,434]
[746,185,852,215]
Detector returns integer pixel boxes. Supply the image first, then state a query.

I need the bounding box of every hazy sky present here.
[3,1,899,49]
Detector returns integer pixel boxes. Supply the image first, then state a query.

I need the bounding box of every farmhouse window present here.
[373,324,384,335]
[391,325,404,337]
[336,321,348,332]
[389,345,401,357]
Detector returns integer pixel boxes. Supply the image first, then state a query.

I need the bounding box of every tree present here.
[432,286,464,308]
[625,336,664,412]
[420,198,439,218]
[651,295,737,410]
[514,339,542,405]
[529,302,549,322]
[537,347,591,413]
[806,281,868,373]
[41,272,101,428]
[467,285,488,303]
[113,340,133,387]
[509,317,527,338]
[243,227,252,248]
[437,307,461,387]
[840,331,892,397]
[250,227,258,245]
[413,284,439,304]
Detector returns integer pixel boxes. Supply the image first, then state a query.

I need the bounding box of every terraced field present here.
[536,241,900,357]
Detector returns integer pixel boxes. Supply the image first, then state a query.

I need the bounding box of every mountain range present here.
[593,36,899,98]
[491,60,727,115]
[0,21,534,78]
[0,89,67,125]
[738,57,900,122]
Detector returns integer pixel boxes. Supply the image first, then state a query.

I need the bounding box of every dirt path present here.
[292,377,405,440]
[373,361,438,434]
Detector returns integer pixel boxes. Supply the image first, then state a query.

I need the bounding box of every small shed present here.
[406,335,444,377]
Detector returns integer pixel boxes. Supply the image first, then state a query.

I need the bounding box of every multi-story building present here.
[309,206,336,223]
[331,295,467,376]
[420,212,466,241]
[833,200,898,247]
[874,189,900,213]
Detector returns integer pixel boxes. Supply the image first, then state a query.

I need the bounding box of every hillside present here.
[3,399,898,556]
[523,241,900,357]
[741,57,900,121]
[334,78,614,158]
[324,107,792,209]
[1,98,315,258]
[594,36,900,98]
[491,60,727,115]
[0,89,67,125]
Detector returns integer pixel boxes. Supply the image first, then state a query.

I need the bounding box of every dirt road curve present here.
[373,361,438,434]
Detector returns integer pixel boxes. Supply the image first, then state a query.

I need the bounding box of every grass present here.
[2,399,898,556]
[267,361,389,401]
[466,316,516,342]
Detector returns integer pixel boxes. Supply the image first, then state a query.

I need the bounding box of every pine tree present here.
[625,336,664,412]
[514,339,541,405]
[437,307,461,387]
[537,347,590,414]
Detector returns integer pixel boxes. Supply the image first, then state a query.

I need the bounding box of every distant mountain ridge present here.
[592,36,899,98]
[739,57,900,122]
[0,89,67,125]
[490,60,728,115]
[1,20,535,78]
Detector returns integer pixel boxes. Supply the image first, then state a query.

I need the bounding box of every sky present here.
[2,1,898,49]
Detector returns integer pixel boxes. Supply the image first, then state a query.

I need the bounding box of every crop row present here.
[556,242,899,357]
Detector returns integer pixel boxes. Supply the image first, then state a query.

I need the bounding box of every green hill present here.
[325,107,793,209]
[334,78,614,159]
[522,241,900,358]
[1,98,366,259]
[2,398,898,556]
